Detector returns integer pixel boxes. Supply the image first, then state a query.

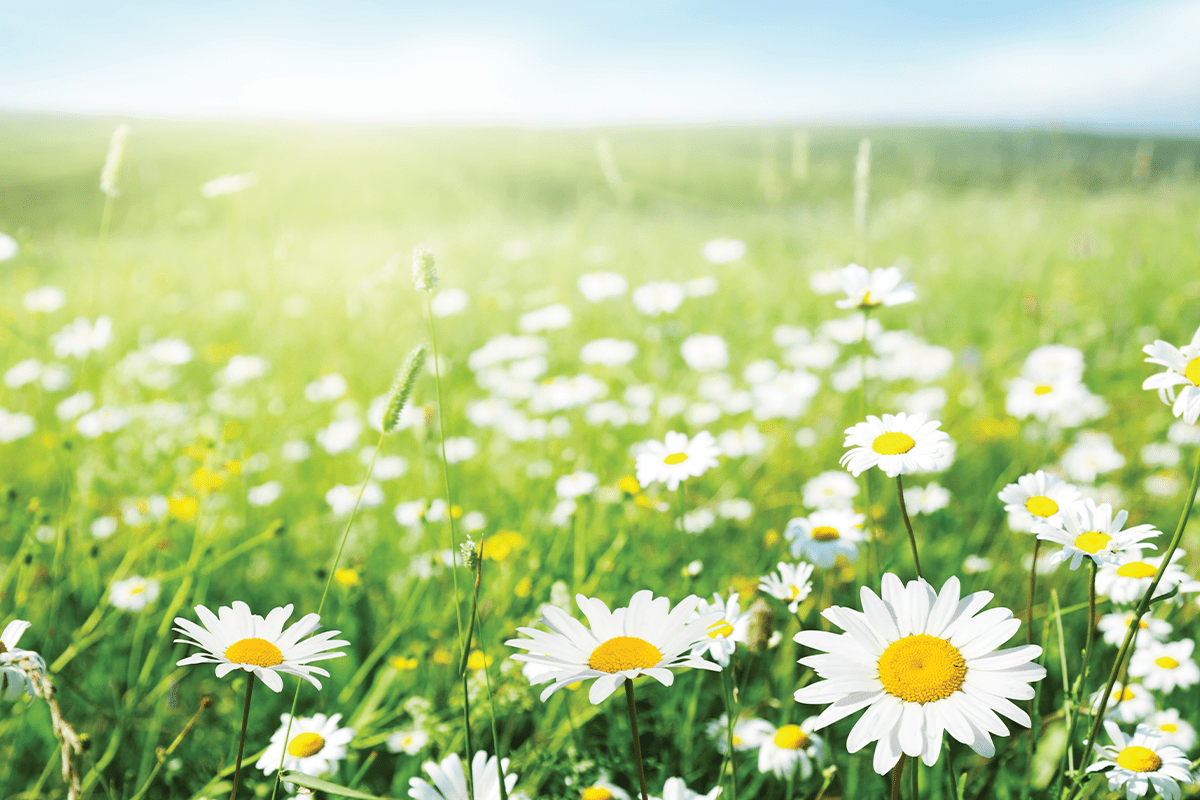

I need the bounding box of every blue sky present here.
[2,0,1198,130]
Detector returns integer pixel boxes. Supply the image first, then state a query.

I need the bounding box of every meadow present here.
[1,114,1199,800]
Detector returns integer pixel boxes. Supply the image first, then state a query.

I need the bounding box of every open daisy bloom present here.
[1143,325,1200,425]
[997,470,1080,533]
[409,751,524,800]
[651,777,722,800]
[834,264,915,310]
[257,712,355,779]
[1085,721,1191,800]
[756,718,827,780]
[689,592,751,668]
[506,590,722,704]
[793,574,1046,774]
[785,508,865,567]
[759,562,816,614]
[174,601,349,692]
[1,619,45,700]
[840,413,951,478]
[635,431,720,491]
[1032,499,1160,571]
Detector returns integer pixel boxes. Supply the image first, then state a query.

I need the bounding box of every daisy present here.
[839,413,951,478]
[902,483,951,515]
[705,714,774,754]
[1032,499,1160,571]
[759,562,816,614]
[1023,345,1086,385]
[690,593,751,668]
[654,778,721,800]
[174,601,349,692]
[756,718,827,780]
[793,574,1046,775]
[408,751,522,800]
[1129,640,1199,693]
[834,264,915,310]
[387,726,430,755]
[1142,325,1200,424]
[1004,377,1103,427]
[1,620,45,700]
[109,576,161,612]
[1085,721,1191,800]
[801,471,860,510]
[581,339,638,367]
[1060,432,1126,484]
[702,237,746,264]
[680,335,729,372]
[785,509,865,567]
[632,282,686,316]
[578,272,628,302]
[506,590,721,704]
[1090,683,1155,724]
[1096,550,1200,605]
[635,431,720,491]
[256,712,355,779]
[1097,612,1172,648]
[1145,709,1197,752]
[997,470,1081,533]
[578,777,630,800]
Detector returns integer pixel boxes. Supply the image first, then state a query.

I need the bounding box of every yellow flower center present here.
[877,634,967,704]
[1033,385,1054,395]
[130,585,146,595]
[1116,562,1157,579]
[287,732,326,758]
[1025,495,1059,517]
[664,452,689,465]
[1116,745,1162,773]
[773,724,812,749]
[1114,686,1136,702]
[588,636,661,673]
[1160,723,1178,733]
[1073,531,1112,554]
[1155,656,1180,670]
[789,585,802,600]
[334,568,359,587]
[707,621,734,639]
[1185,357,1200,387]
[872,431,916,456]
[732,735,743,746]
[582,789,615,800]
[224,637,284,668]
[811,526,840,541]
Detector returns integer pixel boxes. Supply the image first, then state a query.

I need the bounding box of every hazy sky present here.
[2,0,1199,130]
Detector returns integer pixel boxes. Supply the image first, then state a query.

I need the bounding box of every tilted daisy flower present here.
[801,470,859,510]
[652,777,721,800]
[793,574,1046,774]
[256,712,355,779]
[578,776,630,800]
[1142,325,1200,425]
[690,593,751,668]
[635,431,720,491]
[834,264,915,310]
[756,718,827,780]
[1,620,46,700]
[1129,640,1199,694]
[409,751,524,800]
[1085,721,1191,800]
[1097,550,1200,605]
[785,509,865,567]
[174,601,349,692]
[759,562,816,614]
[506,590,722,704]
[1032,499,1160,571]
[997,470,1081,533]
[839,413,951,478]
[1097,612,1172,648]
[1146,709,1197,752]
[705,713,774,754]
[109,575,161,612]
[1089,683,1155,724]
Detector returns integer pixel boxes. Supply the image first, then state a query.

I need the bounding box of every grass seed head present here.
[383,344,426,434]
[412,245,438,292]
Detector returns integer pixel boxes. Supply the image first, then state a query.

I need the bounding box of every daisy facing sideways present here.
[173,601,348,692]
[758,562,816,614]
[1032,499,1160,571]
[785,509,865,568]
[1143,325,1200,425]
[840,413,951,478]
[1,619,45,700]
[635,431,721,491]
[506,590,722,704]
[793,574,1046,774]
[1096,550,1200,606]
[1085,721,1192,800]
[834,264,915,310]
[997,470,1080,533]
[690,593,751,668]
[256,712,355,779]
[409,751,525,800]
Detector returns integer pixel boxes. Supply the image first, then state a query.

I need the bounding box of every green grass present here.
[1,113,1199,800]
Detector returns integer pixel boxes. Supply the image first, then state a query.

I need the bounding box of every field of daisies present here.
[2,118,1200,800]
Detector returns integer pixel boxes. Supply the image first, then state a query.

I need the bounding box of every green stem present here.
[1058,561,1098,795]
[1024,536,1042,792]
[895,474,922,579]
[624,681,651,800]
[910,757,918,800]
[722,669,739,800]
[228,674,254,800]
[890,755,906,800]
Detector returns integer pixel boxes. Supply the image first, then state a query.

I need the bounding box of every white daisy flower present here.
[1145,709,1197,752]
[578,272,628,302]
[1096,550,1200,605]
[902,483,951,515]
[408,751,522,800]
[387,726,430,755]
[256,712,355,779]
[1142,325,1200,425]
[578,779,631,799]
[785,509,865,568]
[173,601,349,692]
[758,562,816,614]
[1033,499,1160,571]
[705,714,774,754]
[653,778,721,800]
[702,237,746,264]
[109,576,161,612]
[0,232,17,262]
[1097,612,1172,648]
[998,470,1081,533]
[839,413,951,478]
[1004,376,1100,426]
[1129,640,1199,694]
[680,334,729,372]
[556,471,599,499]
[756,718,827,780]
[793,574,1046,775]
[1022,345,1086,385]
[581,339,638,367]
[1060,432,1126,484]
[1085,721,1192,800]
[634,431,720,491]
[834,264,915,310]
[519,303,572,333]
[632,281,686,316]
[690,593,751,668]
[506,590,721,704]
[801,471,860,510]
[1,620,45,700]
[1090,683,1155,724]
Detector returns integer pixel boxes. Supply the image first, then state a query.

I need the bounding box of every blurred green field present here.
[1,114,1199,800]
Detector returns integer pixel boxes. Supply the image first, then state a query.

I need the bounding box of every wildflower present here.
[717,499,753,521]
[76,406,130,439]
[325,483,383,515]
[1140,442,1181,468]
[686,276,718,297]
[443,437,478,463]
[506,590,721,704]
[431,288,469,316]
[1022,345,1085,384]
[962,555,992,574]
[386,726,430,755]
[1085,721,1191,800]
[801,471,860,510]
[759,562,815,613]
[248,481,283,507]
[578,272,628,302]
[839,413,951,478]
[217,355,269,386]
[90,516,118,539]
[304,374,348,403]
[281,440,312,462]
[1060,432,1126,483]
[751,370,820,420]
[174,601,348,692]
[702,237,746,264]
[315,418,362,455]
[654,777,721,800]
[1097,612,1172,648]
[200,172,257,198]
[22,287,66,314]
[756,718,827,780]
[690,593,751,667]
[902,482,951,514]
[1096,550,1200,605]
[1033,499,1159,571]
[408,751,520,800]
[557,471,599,499]
[579,779,630,799]
[680,334,729,372]
[1128,640,1199,693]
[256,712,355,779]
[677,508,715,534]
[1,620,45,700]
[580,338,638,367]
[632,281,686,316]
[109,576,161,612]
[834,264,915,310]
[1145,709,1196,752]
[634,431,720,491]
[0,232,17,261]
[519,303,572,333]
[0,409,36,442]
[794,574,1046,775]
[1089,683,1155,724]
[998,470,1081,533]
[1142,325,1200,424]
[50,316,112,359]
[705,713,773,754]
[785,509,865,568]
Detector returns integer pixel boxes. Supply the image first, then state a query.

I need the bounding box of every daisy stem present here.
[721,668,739,800]
[228,673,255,800]
[859,310,880,584]
[1025,537,1042,774]
[890,755,906,800]
[894,475,922,579]
[1058,561,1098,796]
[677,483,687,535]
[910,758,918,800]
[624,681,651,800]
[1069,444,1200,798]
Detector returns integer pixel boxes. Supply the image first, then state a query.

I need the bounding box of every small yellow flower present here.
[514,577,533,597]
[389,655,419,671]
[184,444,211,461]
[333,568,360,588]
[168,495,199,522]
[633,493,657,510]
[467,651,494,670]
[482,531,524,561]
[618,475,641,495]
[973,417,1019,441]
[224,460,242,476]
[763,528,780,548]
[431,648,454,666]
[449,505,463,520]
[190,467,226,494]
